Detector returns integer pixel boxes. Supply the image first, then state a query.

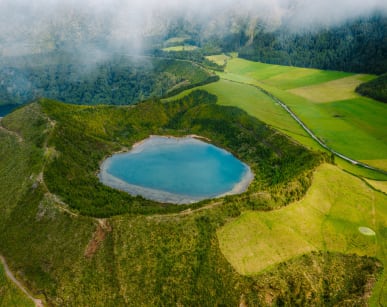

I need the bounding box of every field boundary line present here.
[221,77,387,176]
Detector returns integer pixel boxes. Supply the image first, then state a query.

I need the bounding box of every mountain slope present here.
[0,93,382,305]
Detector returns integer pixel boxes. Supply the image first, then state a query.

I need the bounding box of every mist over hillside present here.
[0,0,386,107]
[1,0,386,57]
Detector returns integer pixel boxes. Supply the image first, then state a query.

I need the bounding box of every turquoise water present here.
[99,136,253,204]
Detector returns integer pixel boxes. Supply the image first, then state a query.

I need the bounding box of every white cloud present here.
[0,0,386,56]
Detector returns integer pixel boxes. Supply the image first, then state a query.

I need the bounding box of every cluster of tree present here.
[237,15,387,74]
[0,54,214,106]
[356,73,387,103]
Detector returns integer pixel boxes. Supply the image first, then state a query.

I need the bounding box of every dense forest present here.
[238,15,387,74]
[1,14,386,110]
[0,54,215,106]
[356,73,387,103]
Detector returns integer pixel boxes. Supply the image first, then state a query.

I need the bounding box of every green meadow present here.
[216,58,387,171]
[0,56,386,305]
[205,54,230,66]
[365,179,387,194]
[162,45,199,52]
[217,163,387,305]
[165,57,387,178]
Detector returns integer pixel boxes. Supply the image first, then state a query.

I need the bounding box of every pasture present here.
[217,163,387,305]
[215,58,387,174]
[162,45,198,52]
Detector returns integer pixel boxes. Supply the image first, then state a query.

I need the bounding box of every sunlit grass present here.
[365,178,387,194]
[217,163,387,305]
[162,45,198,52]
[205,54,229,66]
[0,261,34,307]
[219,58,387,171]
[288,74,374,103]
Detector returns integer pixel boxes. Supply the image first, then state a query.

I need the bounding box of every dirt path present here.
[0,118,24,142]
[0,255,44,307]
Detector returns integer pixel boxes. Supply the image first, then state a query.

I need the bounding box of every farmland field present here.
[162,45,198,52]
[216,58,387,174]
[165,57,387,179]
[365,179,387,194]
[217,163,387,305]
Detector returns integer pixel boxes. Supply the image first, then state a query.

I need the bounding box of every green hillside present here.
[171,57,386,177]
[0,260,34,307]
[1,91,382,305]
[238,15,387,74]
[218,163,387,305]
[0,55,214,107]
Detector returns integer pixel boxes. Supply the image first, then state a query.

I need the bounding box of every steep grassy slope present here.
[0,93,380,305]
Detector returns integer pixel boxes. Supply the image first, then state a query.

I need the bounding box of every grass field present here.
[164,36,191,45]
[162,45,198,52]
[0,261,34,307]
[0,82,384,304]
[223,58,354,89]
[205,54,230,66]
[163,80,321,151]
[365,179,387,194]
[165,57,387,179]
[212,58,387,173]
[288,74,373,103]
[217,163,387,305]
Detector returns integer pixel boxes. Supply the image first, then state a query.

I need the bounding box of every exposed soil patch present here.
[84,219,112,259]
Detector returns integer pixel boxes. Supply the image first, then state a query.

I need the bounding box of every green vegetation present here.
[1,93,379,305]
[238,15,387,74]
[218,163,387,305]
[365,179,387,194]
[164,36,192,45]
[356,73,387,103]
[0,261,34,307]
[214,58,387,174]
[1,49,386,305]
[162,45,199,52]
[35,90,325,217]
[166,57,387,178]
[0,54,213,106]
[288,74,374,103]
[205,54,229,67]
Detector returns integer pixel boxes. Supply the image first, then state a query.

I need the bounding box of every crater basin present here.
[99,136,253,204]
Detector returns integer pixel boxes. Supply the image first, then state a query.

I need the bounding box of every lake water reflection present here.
[99,136,253,204]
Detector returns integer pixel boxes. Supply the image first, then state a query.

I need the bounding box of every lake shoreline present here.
[98,135,254,204]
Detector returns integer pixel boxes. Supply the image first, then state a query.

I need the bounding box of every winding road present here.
[0,255,44,307]
[223,78,387,176]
